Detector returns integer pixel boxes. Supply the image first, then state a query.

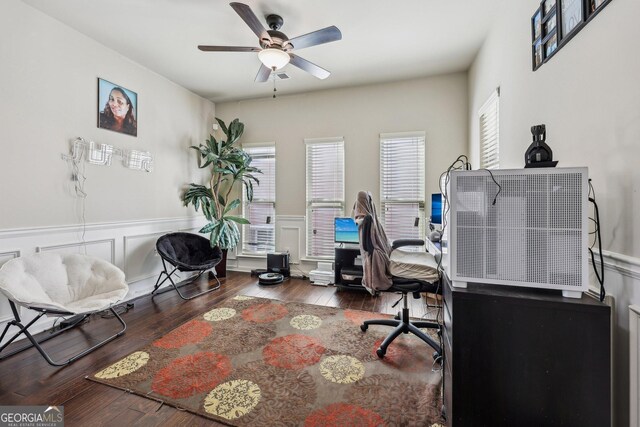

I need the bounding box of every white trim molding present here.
[0,251,20,323]
[593,250,640,281]
[631,305,640,427]
[123,231,171,283]
[276,215,305,264]
[36,238,116,264]
[0,250,21,262]
[0,216,206,240]
[0,216,204,293]
[0,216,206,344]
[379,131,426,140]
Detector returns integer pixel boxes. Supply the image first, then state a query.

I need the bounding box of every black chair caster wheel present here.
[433,351,442,362]
[376,348,386,358]
[360,324,368,332]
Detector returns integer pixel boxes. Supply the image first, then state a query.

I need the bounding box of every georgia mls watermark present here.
[0,406,64,427]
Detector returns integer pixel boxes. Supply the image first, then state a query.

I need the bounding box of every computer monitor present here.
[334,217,359,244]
[431,193,443,225]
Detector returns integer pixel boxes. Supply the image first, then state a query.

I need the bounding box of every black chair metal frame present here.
[152,233,222,301]
[152,258,221,300]
[0,301,126,367]
[359,239,442,360]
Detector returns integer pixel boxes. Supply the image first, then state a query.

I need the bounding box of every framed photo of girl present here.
[97,78,138,137]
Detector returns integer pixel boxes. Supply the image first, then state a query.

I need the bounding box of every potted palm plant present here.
[183,117,261,277]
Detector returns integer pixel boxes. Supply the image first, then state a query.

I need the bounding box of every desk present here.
[442,275,611,426]
[334,247,365,291]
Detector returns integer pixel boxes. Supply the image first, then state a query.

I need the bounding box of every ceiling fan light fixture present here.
[258,48,290,70]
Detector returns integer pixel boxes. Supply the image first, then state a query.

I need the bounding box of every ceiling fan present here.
[198,2,342,82]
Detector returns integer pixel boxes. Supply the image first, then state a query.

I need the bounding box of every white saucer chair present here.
[0,253,129,366]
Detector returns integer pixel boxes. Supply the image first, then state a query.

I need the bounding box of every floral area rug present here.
[89,295,443,426]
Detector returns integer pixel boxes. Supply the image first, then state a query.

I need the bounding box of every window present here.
[380,132,425,243]
[242,144,275,254]
[305,137,345,258]
[479,88,500,169]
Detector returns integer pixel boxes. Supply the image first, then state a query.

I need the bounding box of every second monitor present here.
[431,193,443,225]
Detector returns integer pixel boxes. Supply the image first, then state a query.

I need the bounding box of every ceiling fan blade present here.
[198,45,260,52]
[255,64,272,83]
[230,2,272,44]
[289,54,331,80]
[288,26,342,51]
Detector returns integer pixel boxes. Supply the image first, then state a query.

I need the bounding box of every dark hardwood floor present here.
[0,272,438,426]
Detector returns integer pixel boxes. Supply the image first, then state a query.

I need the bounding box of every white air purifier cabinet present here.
[443,167,588,298]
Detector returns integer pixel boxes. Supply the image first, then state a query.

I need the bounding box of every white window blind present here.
[242,144,275,254]
[305,138,345,258]
[380,132,425,243]
[479,88,500,170]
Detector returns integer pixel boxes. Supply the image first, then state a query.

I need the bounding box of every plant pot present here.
[215,249,228,278]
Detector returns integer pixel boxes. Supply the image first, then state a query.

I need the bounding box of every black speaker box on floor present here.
[267,253,290,277]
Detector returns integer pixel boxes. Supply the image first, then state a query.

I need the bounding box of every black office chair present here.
[355,191,442,359]
[153,232,223,300]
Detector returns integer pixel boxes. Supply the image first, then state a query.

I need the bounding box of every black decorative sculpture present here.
[525,124,558,168]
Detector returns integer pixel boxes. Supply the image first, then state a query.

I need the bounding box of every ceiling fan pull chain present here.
[273,72,277,98]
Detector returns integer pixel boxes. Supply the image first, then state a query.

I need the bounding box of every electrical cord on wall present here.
[436,155,471,274]
[426,154,473,373]
[587,180,606,302]
[431,155,503,372]
[436,155,503,275]
[66,138,89,253]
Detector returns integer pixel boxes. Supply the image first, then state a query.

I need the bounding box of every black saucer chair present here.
[354,191,442,360]
[153,232,223,300]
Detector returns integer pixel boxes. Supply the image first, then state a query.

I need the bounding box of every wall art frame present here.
[531,0,613,71]
[97,78,138,137]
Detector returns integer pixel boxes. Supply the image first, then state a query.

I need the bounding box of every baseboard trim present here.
[227,266,254,273]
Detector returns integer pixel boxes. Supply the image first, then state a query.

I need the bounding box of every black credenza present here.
[442,276,611,427]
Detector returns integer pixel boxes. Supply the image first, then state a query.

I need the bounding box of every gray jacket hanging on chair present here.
[353,190,392,294]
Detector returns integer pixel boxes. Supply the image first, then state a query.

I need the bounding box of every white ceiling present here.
[23,0,503,103]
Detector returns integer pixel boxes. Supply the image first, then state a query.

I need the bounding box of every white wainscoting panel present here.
[276,216,305,264]
[123,231,171,283]
[0,251,20,266]
[227,256,265,273]
[588,252,640,427]
[0,250,20,323]
[631,305,640,427]
[37,239,115,263]
[0,217,206,346]
[230,215,314,274]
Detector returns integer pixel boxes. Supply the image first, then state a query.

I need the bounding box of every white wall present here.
[468,1,640,424]
[217,73,469,217]
[0,1,216,343]
[0,0,215,230]
[469,0,639,258]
